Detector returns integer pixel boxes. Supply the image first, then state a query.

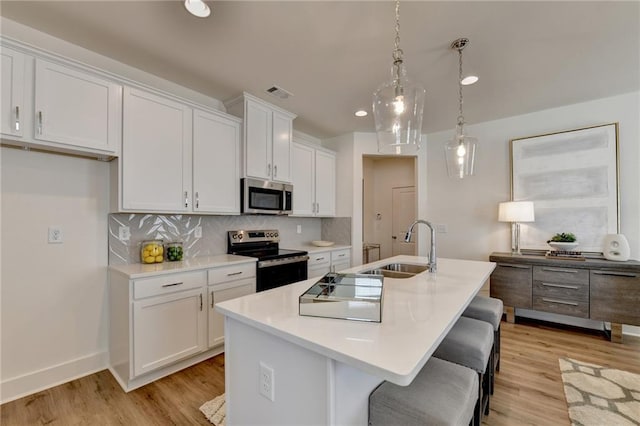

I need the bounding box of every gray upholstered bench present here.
[433,316,494,426]
[463,295,504,394]
[369,357,478,426]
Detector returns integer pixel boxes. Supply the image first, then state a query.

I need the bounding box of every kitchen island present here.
[216,255,496,425]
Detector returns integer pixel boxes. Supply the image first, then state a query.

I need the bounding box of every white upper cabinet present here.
[315,149,336,216]
[117,87,241,214]
[226,92,296,183]
[1,47,25,138]
[292,140,336,217]
[193,109,241,214]
[292,143,316,216]
[1,41,121,158]
[121,87,192,212]
[34,58,121,155]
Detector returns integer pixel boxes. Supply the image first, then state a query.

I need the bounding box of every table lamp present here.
[499,201,535,255]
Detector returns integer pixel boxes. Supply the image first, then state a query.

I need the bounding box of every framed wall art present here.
[510,123,619,252]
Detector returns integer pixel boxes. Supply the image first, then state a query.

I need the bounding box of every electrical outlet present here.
[118,226,131,241]
[435,224,448,234]
[48,226,63,244]
[195,226,203,239]
[259,362,275,401]
[296,224,302,234]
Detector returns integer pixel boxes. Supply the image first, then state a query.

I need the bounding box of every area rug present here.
[559,358,640,426]
[200,393,226,426]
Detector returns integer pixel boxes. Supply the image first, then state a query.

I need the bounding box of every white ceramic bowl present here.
[311,240,335,247]
[548,241,579,251]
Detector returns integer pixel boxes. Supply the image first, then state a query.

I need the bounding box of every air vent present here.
[265,85,293,100]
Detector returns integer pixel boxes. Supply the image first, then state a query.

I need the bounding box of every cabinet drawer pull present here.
[542,297,578,306]
[593,271,637,278]
[338,254,346,257]
[541,282,579,290]
[498,263,530,269]
[15,106,20,131]
[316,257,325,261]
[541,267,578,273]
[211,291,214,308]
[226,271,243,277]
[200,294,203,311]
[161,282,183,288]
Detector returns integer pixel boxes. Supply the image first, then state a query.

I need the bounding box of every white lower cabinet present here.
[331,248,351,272]
[308,248,352,278]
[109,260,255,392]
[308,251,332,279]
[133,287,206,377]
[207,263,256,348]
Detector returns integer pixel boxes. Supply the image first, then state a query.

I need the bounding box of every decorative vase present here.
[602,234,630,261]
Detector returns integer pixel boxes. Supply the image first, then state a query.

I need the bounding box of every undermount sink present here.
[359,263,431,279]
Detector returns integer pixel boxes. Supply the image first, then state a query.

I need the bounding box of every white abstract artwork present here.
[511,123,619,252]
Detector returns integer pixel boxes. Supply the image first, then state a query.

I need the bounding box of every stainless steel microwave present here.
[241,178,293,215]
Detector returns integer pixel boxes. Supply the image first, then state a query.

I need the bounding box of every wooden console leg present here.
[611,323,623,343]
[505,306,515,324]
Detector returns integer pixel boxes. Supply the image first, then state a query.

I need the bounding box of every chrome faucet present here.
[405,220,437,273]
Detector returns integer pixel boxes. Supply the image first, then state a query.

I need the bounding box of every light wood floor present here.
[2,319,639,425]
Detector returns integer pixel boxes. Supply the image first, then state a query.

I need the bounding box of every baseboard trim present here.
[1,351,108,404]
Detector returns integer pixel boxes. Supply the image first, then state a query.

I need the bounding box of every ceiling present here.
[1,1,638,139]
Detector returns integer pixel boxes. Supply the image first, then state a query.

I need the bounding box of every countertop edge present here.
[109,255,257,279]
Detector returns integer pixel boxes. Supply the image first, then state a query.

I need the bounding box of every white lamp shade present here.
[498,201,535,222]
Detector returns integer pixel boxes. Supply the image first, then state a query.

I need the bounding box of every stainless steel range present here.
[227,230,309,292]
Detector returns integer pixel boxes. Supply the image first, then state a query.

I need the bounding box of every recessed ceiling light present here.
[355,110,368,117]
[184,0,210,18]
[461,75,479,85]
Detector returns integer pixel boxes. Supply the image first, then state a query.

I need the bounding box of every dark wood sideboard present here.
[489,252,640,343]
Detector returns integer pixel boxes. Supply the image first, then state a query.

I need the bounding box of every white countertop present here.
[216,255,496,386]
[109,254,256,279]
[284,243,351,254]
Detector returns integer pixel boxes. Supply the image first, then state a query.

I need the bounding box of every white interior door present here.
[392,186,416,256]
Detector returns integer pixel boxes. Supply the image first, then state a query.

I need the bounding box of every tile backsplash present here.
[109,214,351,265]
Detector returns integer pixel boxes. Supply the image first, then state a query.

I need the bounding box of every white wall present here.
[1,148,110,403]
[425,91,640,261]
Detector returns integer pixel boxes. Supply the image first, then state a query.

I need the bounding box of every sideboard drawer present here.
[533,295,589,318]
[590,270,640,325]
[533,280,589,302]
[533,266,588,285]
[133,270,206,299]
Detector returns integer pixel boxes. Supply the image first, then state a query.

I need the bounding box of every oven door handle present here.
[258,255,309,268]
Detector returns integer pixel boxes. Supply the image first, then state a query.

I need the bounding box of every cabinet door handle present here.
[316,202,320,213]
[542,297,578,306]
[593,271,637,278]
[274,165,277,177]
[211,291,214,308]
[200,293,203,311]
[195,192,199,209]
[541,282,579,290]
[497,263,530,269]
[162,282,183,288]
[227,271,243,277]
[184,191,189,208]
[267,163,272,176]
[541,267,578,273]
[37,111,43,134]
[15,106,20,132]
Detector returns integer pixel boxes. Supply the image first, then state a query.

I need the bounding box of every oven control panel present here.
[228,229,280,244]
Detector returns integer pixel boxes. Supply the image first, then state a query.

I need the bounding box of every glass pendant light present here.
[373,0,425,155]
[445,38,477,179]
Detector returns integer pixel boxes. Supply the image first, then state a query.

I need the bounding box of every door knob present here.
[392,236,397,240]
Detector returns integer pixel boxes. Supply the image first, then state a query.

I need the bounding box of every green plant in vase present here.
[547,232,578,251]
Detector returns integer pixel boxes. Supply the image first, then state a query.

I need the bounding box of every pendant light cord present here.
[393,0,403,63]
[457,47,465,126]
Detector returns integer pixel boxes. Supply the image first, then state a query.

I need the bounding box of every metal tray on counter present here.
[299,272,384,322]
